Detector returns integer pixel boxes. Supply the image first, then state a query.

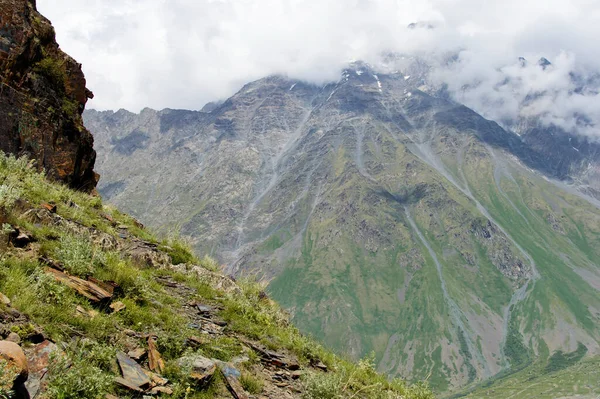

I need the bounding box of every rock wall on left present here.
[0,0,97,191]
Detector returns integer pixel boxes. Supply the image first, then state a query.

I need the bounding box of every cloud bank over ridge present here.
[39,0,600,136]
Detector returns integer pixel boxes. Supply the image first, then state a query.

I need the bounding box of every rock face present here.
[0,0,97,191]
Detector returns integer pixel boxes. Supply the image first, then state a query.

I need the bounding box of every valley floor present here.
[449,356,600,399]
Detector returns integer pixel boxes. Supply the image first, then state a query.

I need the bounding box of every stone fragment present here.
[25,340,62,398]
[147,336,165,374]
[116,351,151,390]
[45,268,112,303]
[242,340,299,370]
[218,362,248,399]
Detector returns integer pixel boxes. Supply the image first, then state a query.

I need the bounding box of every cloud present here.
[38,0,600,136]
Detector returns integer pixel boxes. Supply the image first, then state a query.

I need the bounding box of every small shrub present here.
[0,184,21,210]
[240,372,264,394]
[302,371,345,399]
[55,235,96,277]
[0,359,19,397]
[161,238,198,265]
[33,57,66,89]
[46,341,113,399]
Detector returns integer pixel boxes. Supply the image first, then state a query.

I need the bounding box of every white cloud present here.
[38,0,600,136]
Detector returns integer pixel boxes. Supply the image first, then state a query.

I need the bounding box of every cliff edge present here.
[0,0,97,191]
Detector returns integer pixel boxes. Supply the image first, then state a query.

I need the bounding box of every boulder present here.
[0,340,28,386]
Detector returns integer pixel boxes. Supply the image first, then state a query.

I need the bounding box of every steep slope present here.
[0,0,97,191]
[0,152,433,399]
[86,63,600,393]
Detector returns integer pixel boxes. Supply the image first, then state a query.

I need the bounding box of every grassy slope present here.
[0,152,434,399]
[267,124,519,392]
[435,135,600,396]
[267,119,600,395]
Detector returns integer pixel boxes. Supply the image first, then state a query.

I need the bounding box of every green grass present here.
[0,151,433,399]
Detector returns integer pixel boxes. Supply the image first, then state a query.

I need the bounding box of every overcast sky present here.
[38,0,600,136]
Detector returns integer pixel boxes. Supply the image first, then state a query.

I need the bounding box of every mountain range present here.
[85,59,600,396]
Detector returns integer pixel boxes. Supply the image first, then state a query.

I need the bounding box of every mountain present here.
[86,62,600,395]
[0,0,97,191]
[0,2,429,398]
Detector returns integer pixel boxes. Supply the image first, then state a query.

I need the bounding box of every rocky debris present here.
[471,219,495,239]
[122,238,171,268]
[217,362,249,399]
[21,206,118,251]
[115,351,151,392]
[0,0,98,191]
[145,370,168,387]
[147,335,165,374]
[24,340,62,398]
[114,350,175,395]
[171,264,241,294]
[0,340,28,388]
[242,339,299,371]
[45,267,113,304]
[178,354,216,385]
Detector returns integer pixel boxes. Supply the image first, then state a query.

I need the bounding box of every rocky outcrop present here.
[0,0,97,191]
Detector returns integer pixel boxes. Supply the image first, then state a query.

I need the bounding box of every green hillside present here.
[0,152,433,399]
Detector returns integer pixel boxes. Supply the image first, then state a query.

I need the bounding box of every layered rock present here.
[0,0,97,191]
